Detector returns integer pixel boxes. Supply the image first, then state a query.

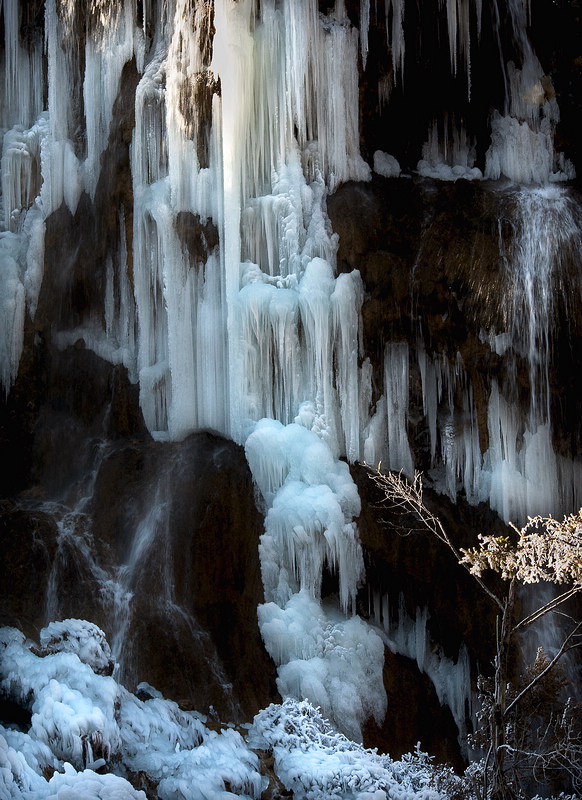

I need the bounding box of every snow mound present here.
[39,619,114,676]
[0,624,264,800]
[373,151,401,178]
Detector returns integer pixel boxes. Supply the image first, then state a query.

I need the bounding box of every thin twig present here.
[366,464,504,610]
[505,621,582,717]
[512,585,582,632]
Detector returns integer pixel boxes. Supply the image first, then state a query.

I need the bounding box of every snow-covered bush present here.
[248,698,451,800]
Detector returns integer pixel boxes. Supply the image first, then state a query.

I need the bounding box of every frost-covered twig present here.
[512,584,582,632]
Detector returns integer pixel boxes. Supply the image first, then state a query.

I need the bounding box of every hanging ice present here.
[370,591,474,752]
[484,0,574,183]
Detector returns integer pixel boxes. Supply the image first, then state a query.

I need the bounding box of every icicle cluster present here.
[484,0,575,183]
[417,117,482,181]
[370,592,474,752]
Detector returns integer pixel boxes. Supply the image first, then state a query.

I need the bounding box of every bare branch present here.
[365,464,504,611]
[505,621,582,717]
[512,584,582,633]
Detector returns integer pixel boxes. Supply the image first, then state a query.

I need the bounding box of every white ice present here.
[371,593,474,753]
[417,119,482,182]
[249,698,449,800]
[0,623,264,800]
[246,418,386,742]
[373,151,401,179]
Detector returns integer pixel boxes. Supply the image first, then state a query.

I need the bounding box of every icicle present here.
[417,344,438,464]
[442,0,458,76]
[385,0,405,83]
[360,0,370,70]
[332,271,364,462]
[384,342,414,476]
[0,0,44,129]
[417,115,482,181]
[377,591,475,753]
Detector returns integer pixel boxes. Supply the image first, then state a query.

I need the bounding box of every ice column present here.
[132,0,227,439]
[213,0,370,450]
[246,418,387,742]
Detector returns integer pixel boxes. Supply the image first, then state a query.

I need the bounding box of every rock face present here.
[329,176,582,467]
[0,338,277,720]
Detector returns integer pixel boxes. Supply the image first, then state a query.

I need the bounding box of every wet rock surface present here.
[0,337,277,721]
[329,175,582,460]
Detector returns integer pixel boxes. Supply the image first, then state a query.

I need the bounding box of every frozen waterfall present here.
[2,0,582,749]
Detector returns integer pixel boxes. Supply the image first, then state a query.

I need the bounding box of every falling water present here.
[484,186,582,521]
[509,186,580,425]
[36,439,240,718]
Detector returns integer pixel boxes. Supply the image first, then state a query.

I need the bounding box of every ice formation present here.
[39,619,114,676]
[2,0,582,780]
[373,151,401,179]
[246,419,387,742]
[370,593,474,752]
[248,698,455,800]
[484,0,575,183]
[417,118,483,182]
[1,623,456,800]
[0,623,265,800]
